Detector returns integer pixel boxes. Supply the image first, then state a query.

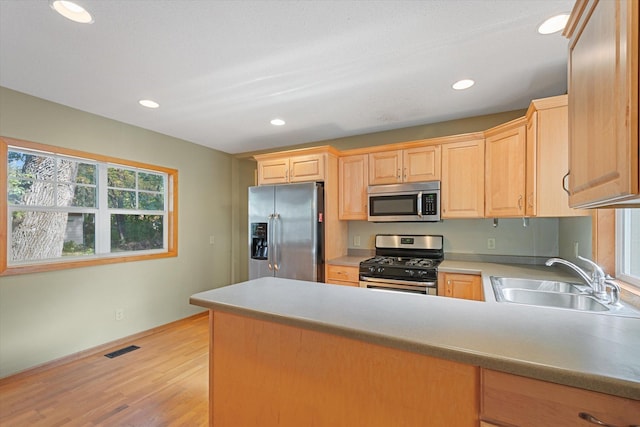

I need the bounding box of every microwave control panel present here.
[423,193,437,215]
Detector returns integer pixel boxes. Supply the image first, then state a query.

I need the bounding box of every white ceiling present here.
[0,0,574,155]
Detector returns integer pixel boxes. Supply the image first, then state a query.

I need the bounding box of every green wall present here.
[0,87,235,377]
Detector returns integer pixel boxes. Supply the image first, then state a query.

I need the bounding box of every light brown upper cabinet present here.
[484,118,527,217]
[256,152,325,185]
[441,135,485,218]
[369,145,441,185]
[563,0,640,208]
[525,95,588,217]
[338,154,368,220]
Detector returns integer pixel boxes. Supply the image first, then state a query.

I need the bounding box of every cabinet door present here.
[289,154,325,183]
[258,157,290,185]
[403,145,441,182]
[527,96,589,217]
[339,154,368,220]
[485,124,526,217]
[441,139,485,218]
[438,273,483,301]
[369,150,402,185]
[566,0,639,207]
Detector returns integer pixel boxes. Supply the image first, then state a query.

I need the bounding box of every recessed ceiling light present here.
[139,99,160,109]
[50,0,94,24]
[538,14,570,35]
[270,119,286,126]
[452,79,475,90]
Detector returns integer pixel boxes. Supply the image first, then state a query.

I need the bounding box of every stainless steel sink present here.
[491,277,588,294]
[499,288,609,311]
[491,276,640,317]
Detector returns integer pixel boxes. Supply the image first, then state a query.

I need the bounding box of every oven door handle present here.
[417,191,423,218]
[360,276,436,287]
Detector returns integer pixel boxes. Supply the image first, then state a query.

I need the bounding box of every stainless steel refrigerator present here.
[248,182,324,282]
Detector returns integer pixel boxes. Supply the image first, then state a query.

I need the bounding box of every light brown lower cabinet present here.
[210,310,479,426]
[481,369,640,427]
[325,264,359,286]
[438,272,484,301]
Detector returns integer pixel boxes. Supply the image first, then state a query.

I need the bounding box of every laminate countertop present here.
[190,263,640,400]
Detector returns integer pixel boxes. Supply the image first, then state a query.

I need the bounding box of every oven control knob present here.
[368,266,377,274]
[377,267,385,274]
[406,270,415,277]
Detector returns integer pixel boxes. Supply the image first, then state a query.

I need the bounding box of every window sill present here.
[616,279,640,311]
[0,250,177,276]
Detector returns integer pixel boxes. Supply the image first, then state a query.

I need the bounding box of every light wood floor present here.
[0,313,209,426]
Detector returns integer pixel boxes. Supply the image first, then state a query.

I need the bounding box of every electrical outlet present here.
[487,238,496,250]
[115,308,124,321]
[354,235,361,247]
[209,235,215,245]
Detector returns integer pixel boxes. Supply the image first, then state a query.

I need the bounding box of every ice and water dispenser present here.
[250,222,268,260]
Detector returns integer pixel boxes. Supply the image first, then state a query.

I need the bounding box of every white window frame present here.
[1,137,178,276]
[616,209,640,288]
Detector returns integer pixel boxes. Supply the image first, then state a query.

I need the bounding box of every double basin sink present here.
[491,277,640,317]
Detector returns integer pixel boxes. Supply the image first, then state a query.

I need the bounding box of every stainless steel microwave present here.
[367,181,441,222]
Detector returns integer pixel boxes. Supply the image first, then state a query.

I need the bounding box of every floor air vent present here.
[105,345,140,359]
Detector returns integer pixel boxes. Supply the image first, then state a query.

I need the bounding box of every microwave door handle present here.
[417,191,423,218]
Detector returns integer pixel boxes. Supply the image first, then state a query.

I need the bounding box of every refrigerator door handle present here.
[273,213,280,271]
[267,214,274,271]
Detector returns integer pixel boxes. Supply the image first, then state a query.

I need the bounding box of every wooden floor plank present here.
[0,313,209,426]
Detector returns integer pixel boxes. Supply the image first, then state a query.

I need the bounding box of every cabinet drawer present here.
[326,265,359,283]
[481,369,640,427]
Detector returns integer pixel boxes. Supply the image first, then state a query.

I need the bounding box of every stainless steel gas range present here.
[359,234,443,295]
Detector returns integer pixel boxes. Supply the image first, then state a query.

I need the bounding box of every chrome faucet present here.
[545,256,619,304]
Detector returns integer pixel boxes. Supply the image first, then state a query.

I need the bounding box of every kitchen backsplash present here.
[348,216,592,261]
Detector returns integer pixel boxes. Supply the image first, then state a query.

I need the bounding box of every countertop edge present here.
[189,292,640,400]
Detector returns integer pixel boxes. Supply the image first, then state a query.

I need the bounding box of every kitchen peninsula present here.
[191,271,640,426]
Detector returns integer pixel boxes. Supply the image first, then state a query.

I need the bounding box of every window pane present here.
[108,167,136,189]
[8,179,34,205]
[57,183,76,207]
[11,211,95,262]
[139,192,164,210]
[8,151,35,179]
[110,214,164,252]
[71,185,96,208]
[56,158,80,184]
[10,152,55,180]
[139,172,163,192]
[108,189,136,209]
[76,163,96,185]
